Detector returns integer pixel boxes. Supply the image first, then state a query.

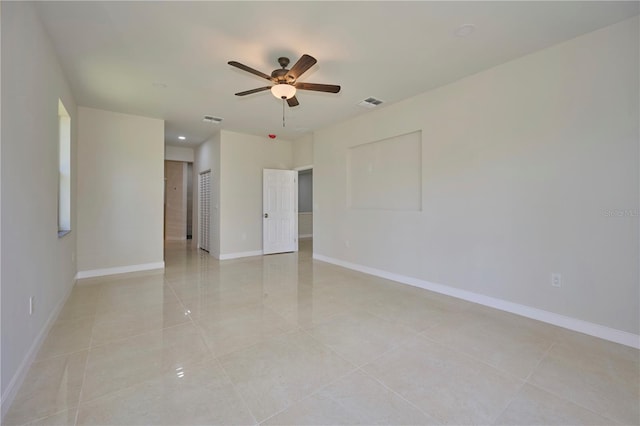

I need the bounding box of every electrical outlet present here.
[29,296,34,315]
[551,273,562,288]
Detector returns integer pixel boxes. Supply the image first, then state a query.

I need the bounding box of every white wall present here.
[1,1,77,413]
[77,107,164,274]
[219,130,293,256]
[193,132,221,257]
[314,17,639,336]
[293,133,313,168]
[165,145,194,163]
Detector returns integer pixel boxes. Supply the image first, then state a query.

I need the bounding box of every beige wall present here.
[1,1,78,410]
[192,131,293,258]
[77,107,164,273]
[193,132,221,257]
[165,145,194,163]
[164,161,187,240]
[219,130,293,256]
[293,133,313,168]
[314,17,639,335]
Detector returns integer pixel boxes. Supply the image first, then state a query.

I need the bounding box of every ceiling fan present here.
[228,54,340,107]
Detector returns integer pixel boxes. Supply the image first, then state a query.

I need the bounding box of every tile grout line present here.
[193,247,436,423]
[343,332,448,424]
[203,342,261,423]
[519,339,624,426]
[522,381,623,425]
[18,257,202,425]
[261,326,437,423]
[11,286,100,425]
[86,318,195,351]
[488,340,557,425]
[169,276,261,426]
[193,316,304,361]
[523,340,556,383]
[164,275,193,323]
[24,343,91,367]
[297,326,361,367]
[13,409,71,426]
[356,365,446,424]
[73,298,99,426]
[209,354,260,426]
[249,297,438,424]
[242,326,363,424]
[70,281,203,413]
[257,364,360,425]
[488,378,528,425]
[417,333,529,384]
[404,333,533,424]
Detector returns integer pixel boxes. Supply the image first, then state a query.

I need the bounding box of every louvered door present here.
[199,170,211,252]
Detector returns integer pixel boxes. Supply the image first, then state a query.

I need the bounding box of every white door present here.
[199,170,211,252]
[263,169,298,255]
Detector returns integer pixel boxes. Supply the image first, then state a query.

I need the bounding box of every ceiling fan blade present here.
[228,61,272,81]
[287,96,299,107]
[295,82,341,93]
[286,54,317,80]
[234,86,272,96]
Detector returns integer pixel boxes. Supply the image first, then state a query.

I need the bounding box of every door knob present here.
[264,213,269,218]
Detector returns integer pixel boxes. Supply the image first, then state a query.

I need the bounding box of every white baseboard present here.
[1,280,75,420]
[313,253,640,349]
[75,261,165,279]
[299,234,313,239]
[219,250,263,260]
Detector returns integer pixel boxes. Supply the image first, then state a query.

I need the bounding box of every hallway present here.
[4,240,639,425]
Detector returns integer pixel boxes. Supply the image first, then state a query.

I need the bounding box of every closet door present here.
[199,170,211,252]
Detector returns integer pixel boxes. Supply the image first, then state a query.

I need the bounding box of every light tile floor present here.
[4,240,639,425]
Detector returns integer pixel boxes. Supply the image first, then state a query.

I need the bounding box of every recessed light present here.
[454,24,476,38]
[178,136,186,140]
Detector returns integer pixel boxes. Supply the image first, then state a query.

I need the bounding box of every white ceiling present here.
[36,1,639,147]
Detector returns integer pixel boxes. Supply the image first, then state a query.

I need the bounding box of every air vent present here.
[357,97,384,108]
[202,115,223,124]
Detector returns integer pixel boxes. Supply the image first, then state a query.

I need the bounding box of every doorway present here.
[164,160,193,241]
[297,168,313,240]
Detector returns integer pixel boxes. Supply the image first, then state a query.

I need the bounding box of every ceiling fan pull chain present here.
[282,98,286,127]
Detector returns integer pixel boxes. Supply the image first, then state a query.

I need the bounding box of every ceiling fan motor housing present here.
[271,69,294,83]
[271,57,295,83]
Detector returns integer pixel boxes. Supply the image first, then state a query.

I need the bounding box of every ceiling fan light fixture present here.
[271,84,296,99]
